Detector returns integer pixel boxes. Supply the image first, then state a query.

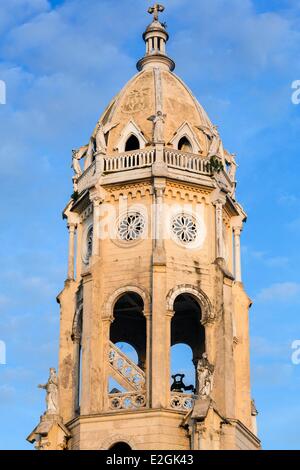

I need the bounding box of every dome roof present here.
[93,68,213,155]
[89,6,216,157]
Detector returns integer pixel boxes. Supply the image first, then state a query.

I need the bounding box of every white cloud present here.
[243,247,290,268]
[265,256,289,268]
[0,0,50,35]
[169,0,300,81]
[0,384,16,404]
[278,194,299,206]
[252,363,294,386]
[257,282,300,302]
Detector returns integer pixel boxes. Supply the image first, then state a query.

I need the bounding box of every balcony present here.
[76,148,222,194]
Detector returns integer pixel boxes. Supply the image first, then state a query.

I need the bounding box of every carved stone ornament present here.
[197,353,214,399]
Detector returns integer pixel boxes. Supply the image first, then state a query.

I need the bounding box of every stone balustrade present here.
[76,149,218,194]
[77,161,96,194]
[104,149,156,173]
[164,149,211,174]
[108,341,146,392]
[108,391,146,411]
[170,392,195,411]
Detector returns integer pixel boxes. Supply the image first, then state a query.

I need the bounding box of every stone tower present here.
[28,5,261,451]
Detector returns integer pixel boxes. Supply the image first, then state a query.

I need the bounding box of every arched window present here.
[125,135,140,152]
[109,442,132,452]
[178,136,193,153]
[171,294,205,391]
[110,292,146,370]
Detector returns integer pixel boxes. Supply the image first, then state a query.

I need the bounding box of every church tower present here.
[28,5,261,451]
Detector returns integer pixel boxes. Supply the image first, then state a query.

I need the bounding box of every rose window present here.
[171,214,198,245]
[118,212,146,242]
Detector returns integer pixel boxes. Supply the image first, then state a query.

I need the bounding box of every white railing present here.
[108,341,146,392]
[108,391,146,411]
[170,392,195,411]
[76,148,214,193]
[77,161,96,194]
[104,149,155,173]
[164,149,211,175]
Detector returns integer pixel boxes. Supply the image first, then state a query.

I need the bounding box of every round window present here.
[171,214,198,245]
[117,212,146,242]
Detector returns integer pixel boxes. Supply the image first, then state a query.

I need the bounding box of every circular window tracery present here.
[117,212,146,242]
[171,214,198,245]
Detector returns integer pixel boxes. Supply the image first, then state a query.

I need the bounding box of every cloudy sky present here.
[0,0,300,450]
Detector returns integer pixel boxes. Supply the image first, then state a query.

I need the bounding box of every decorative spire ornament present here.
[148,4,165,22]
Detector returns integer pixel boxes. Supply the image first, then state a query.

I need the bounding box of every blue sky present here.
[0,0,300,450]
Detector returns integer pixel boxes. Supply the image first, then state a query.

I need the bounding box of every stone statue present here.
[148,111,166,143]
[72,145,88,177]
[95,121,119,154]
[95,123,107,154]
[38,368,59,415]
[198,124,224,160]
[197,353,214,399]
[227,153,237,182]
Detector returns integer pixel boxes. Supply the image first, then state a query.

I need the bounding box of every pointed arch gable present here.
[170,122,202,154]
[166,284,214,325]
[116,120,148,153]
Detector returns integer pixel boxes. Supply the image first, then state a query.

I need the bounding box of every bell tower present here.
[28,5,261,451]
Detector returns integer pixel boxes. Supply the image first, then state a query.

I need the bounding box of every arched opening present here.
[170,294,205,393]
[171,344,195,391]
[125,134,140,152]
[109,442,132,452]
[178,136,193,153]
[110,292,146,370]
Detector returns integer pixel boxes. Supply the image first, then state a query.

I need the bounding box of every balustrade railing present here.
[108,391,146,411]
[170,392,195,411]
[77,161,96,194]
[76,148,215,194]
[108,341,146,392]
[164,149,211,174]
[104,149,155,173]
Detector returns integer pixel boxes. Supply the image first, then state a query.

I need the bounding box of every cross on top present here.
[148,3,165,22]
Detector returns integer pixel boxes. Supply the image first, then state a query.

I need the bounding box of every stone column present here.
[100,317,112,411]
[165,310,175,407]
[213,198,225,259]
[151,179,168,408]
[91,196,103,258]
[233,226,242,282]
[154,180,165,254]
[79,274,93,415]
[72,332,81,414]
[144,310,151,408]
[67,223,76,280]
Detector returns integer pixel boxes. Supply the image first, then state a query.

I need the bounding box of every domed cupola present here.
[137,4,175,72]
